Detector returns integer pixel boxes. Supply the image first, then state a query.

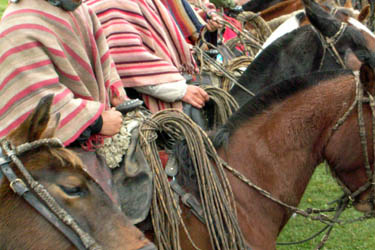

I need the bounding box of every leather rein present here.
[326,71,375,214]
[0,138,103,250]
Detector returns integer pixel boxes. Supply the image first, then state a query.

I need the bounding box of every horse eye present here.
[58,185,85,197]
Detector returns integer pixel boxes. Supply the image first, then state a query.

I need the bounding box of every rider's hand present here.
[100,108,123,136]
[111,89,130,107]
[206,12,223,32]
[182,85,209,109]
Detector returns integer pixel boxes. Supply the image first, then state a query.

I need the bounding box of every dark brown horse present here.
[0,95,155,250]
[258,0,369,22]
[168,61,375,249]
[241,0,336,13]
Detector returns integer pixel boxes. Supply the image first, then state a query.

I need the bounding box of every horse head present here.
[324,59,375,213]
[303,0,375,71]
[233,0,375,107]
[0,94,155,250]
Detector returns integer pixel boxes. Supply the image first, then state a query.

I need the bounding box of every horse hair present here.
[172,139,200,197]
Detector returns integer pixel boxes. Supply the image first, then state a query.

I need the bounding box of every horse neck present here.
[221,74,356,208]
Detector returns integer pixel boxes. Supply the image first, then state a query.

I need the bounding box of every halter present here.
[315,22,348,70]
[326,72,375,214]
[0,138,102,250]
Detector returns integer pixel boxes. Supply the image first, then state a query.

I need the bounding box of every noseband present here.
[326,72,375,214]
[0,138,103,250]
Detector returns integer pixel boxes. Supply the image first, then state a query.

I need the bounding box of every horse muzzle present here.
[353,192,375,213]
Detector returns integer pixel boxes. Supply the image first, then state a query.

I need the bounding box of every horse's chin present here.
[353,192,373,212]
[353,202,373,212]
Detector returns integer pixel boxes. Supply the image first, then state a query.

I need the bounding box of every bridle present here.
[0,138,103,250]
[315,21,348,70]
[325,71,375,214]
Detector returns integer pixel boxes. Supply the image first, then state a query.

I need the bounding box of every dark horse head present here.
[231,0,375,107]
[0,95,155,250]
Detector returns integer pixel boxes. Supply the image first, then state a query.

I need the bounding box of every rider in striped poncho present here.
[0,0,127,147]
[85,0,209,113]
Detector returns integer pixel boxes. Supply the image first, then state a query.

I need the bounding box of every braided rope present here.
[220,56,253,91]
[201,85,239,128]
[194,46,255,97]
[138,109,249,250]
[237,11,272,44]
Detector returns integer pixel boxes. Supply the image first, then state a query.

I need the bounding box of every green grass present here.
[278,163,375,249]
[0,0,7,17]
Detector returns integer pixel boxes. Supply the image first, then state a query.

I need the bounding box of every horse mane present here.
[214,69,353,149]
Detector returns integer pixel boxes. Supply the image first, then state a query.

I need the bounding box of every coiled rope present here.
[138,109,249,250]
[202,85,239,128]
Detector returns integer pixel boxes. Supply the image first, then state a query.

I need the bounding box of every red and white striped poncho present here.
[0,0,124,146]
[85,0,197,112]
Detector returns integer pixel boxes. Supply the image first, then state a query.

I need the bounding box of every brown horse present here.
[0,95,155,250]
[167,61,375,249]
[259,0,369,22]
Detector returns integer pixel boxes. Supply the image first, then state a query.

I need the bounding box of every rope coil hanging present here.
[138,109,249,250]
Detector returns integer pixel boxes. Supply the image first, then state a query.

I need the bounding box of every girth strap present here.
[0,147,87,250]
[170,179,206,224]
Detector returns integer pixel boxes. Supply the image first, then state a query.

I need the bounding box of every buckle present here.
[10,178,27,195]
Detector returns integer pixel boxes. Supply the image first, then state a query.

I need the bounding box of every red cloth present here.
[222,15,242,43]
[158,150,169,168]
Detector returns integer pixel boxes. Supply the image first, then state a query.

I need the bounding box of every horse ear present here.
[40,112,61,139]
[343,0,352,9]
[359,63,375,95]
[357,5,370,24]
[302,0,343,38]
[8,94,55,144]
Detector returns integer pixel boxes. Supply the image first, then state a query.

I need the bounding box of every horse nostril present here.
[137,243,157,250]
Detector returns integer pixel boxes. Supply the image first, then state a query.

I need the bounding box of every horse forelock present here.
[226,70,353,138]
